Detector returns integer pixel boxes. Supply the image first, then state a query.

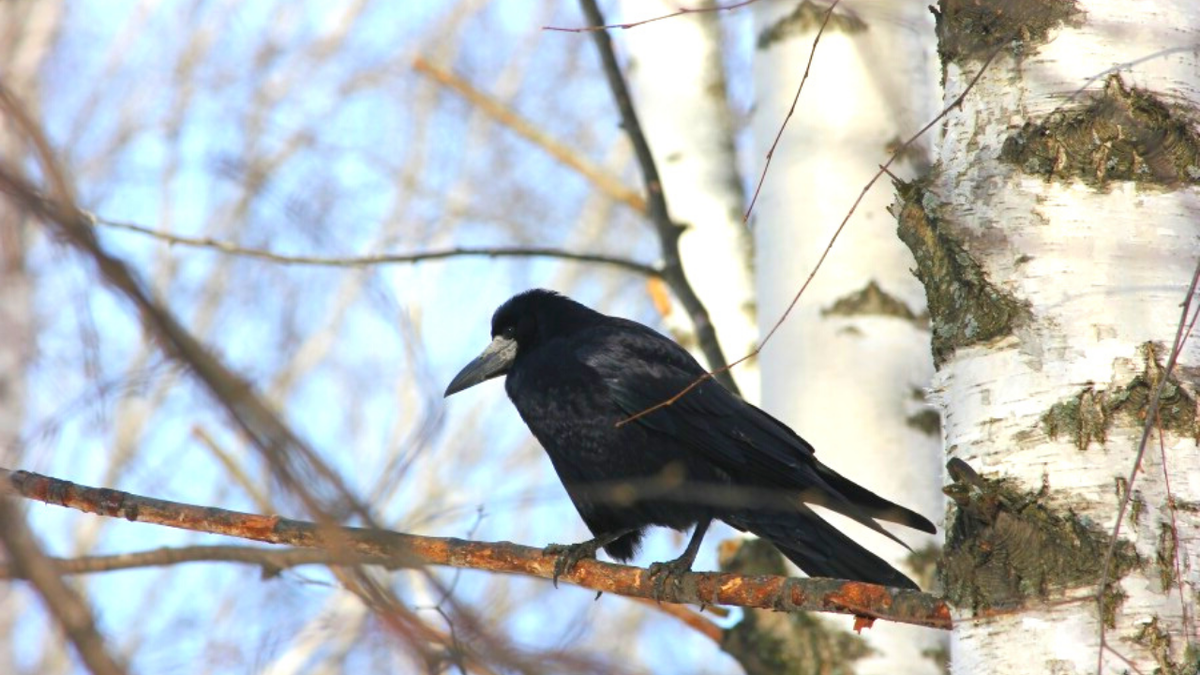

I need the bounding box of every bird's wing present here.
[579,320,824,481]
[578,320,935,536]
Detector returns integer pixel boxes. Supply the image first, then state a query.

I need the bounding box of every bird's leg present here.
[647,517,712,601]
[544,528,637,588]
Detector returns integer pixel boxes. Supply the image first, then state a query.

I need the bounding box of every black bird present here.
[445,289,936,591]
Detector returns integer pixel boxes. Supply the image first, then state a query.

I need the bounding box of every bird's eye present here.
[502,325,516,339]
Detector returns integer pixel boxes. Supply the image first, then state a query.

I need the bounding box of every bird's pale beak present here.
[444,335,518,397]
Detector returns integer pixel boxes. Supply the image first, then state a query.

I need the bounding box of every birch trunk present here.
[752,1,945,672]
[906,1,1200,672]
[617,0,760,400]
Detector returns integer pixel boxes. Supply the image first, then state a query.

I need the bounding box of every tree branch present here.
[546,0,761,32]
[4,468,952,630]
[1,541,728,643]
[0,544,353,578]
[577,0,738,395]
[0,83,376,527]
[92,214,661,277]
[0,495,128,675]
[412,57,647,214]
[744,0,840,223]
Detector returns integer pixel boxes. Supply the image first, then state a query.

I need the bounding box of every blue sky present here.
[14,1,758,673]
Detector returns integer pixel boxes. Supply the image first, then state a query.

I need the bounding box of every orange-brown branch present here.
[4,468,951,630]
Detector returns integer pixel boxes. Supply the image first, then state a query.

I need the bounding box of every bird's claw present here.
[544,541,600,588]
[646,557,693,602]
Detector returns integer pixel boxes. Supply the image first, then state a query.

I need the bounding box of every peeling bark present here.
[914,1,1200,671]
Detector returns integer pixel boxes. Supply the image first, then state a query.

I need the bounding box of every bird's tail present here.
[728,506,921,590]
[811,462,937,534]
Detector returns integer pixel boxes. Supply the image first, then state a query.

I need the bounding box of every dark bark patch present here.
[1041,342,1200,449]
[1042,386,1108,451]
[1001,75,1200,189]
[1123,483,1146,529]
[922,645,950,675]
[1155,521,1178,592]
[906,542,943,594]
[821,280,924,326]
[1168,498,1200,513]
[719,538,868,675]
[932,0,1081,66]
[907,409,942,437]
[1134,616,1200,675]
[757,0,867,50]
[1106,342,1199,438]
[891,176,1030,367]
[940,459,1139,615]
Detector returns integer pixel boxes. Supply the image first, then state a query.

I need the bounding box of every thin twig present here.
[1103,642,1147,675]
[1154,411,1193,651]
[0,496,128,675]
[1095,256,1200,675]
[545,0,761,32]
[2,540,719,643]
[412,57,646,213]
[577,0,738,394]
[0,85,367,529]
[0,544,379,578]
[617,45,1004,426]
[743,0,840,224]
[632,598,724,642]
[92,214,661,277]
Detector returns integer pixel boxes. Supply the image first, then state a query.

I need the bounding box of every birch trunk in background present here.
[617,0,760,401]
[902,1,1200,672]
[751,2,945,673]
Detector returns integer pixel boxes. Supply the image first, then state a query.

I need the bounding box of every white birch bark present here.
[922,1,1200,672]
[751,1,945,672]
[617,0,760,400]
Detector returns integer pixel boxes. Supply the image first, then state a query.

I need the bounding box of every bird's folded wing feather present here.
[577,320,935,536]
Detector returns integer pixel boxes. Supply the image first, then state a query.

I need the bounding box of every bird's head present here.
[443,289,595,397]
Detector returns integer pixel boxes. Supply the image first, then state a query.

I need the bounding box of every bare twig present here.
[577,0,738,395]
[413,57,646,213]
[0,82,373,528]
[0,87,469,663]
[1154,412,1193,651]
[0,496,128,675]
[545,0,760,32]
[0,544,372,578]
[1096,257,1200,674]
[192,425,274,514]
[617,46,1005,427]
[1102,642,1147,675]
[743,0,840,224]
[632,598,724,642]
[93,213,661,277]
[3,468,953,629]
[0,543,728,641]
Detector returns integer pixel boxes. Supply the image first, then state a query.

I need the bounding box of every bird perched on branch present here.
[445,289,935,591]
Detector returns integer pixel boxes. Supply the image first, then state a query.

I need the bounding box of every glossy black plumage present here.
[445,289,936,590]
